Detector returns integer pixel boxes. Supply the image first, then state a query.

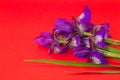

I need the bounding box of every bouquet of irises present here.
[26,6,120,73]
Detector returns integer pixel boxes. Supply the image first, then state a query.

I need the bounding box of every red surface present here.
[1,0,120,80]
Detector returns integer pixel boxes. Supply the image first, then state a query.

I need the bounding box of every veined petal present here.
[34,32,53,48]
[95,23,111,38]
[77,6,91,23]
[71,35,81,47]
[53,41,68,54]
[72,47,91,58]
[77,22,93,32]
[90,50,107,64]
[94,29,106,48]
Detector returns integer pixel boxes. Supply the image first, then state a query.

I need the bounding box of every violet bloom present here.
[90,50,107,64]
[72,47,91,58]
[94,29,106,48]
[34,32,53,48]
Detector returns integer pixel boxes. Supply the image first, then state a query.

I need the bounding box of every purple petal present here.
[48,47,53,54]
[102,24,111,38]
[83,38,92,48]
[95,23,111,38]
[90,50,107,64]
[94,29,106,48]
[34,32,53,48]
[71,16,75,26]
[77,22,93,32]
[54,18,75,33]
[72,47,91,58]
[77,6,91,23]
[71,35,81,47]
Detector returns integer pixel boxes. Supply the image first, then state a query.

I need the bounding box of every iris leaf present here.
[68,70,120,74]
[24,59,120,68]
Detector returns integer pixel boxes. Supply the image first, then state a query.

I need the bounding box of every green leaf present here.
[24,59,120,68]
[68,70,120,74]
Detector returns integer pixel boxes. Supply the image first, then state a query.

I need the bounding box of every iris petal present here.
[71,35,81,47]
[90,50,107,64]
[72,47,91,58]
[34,32,53,48]
[77,6,91,23]
[94,29,106,48]
[54,18,75,33]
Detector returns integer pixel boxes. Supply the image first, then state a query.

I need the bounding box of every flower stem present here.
[80,32,120,46]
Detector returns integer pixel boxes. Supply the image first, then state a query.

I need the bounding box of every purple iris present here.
[90,50,107,64]
[94,29,106,48]
[34,32,53,48]
[34,6,110,64]
[72,47,91,58]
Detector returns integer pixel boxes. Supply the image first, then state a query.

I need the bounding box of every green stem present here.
[68,70,120,74]
[81,32,120,46]
[97,48,120,58]
[24,59,120,68]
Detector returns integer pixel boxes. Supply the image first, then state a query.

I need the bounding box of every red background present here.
[0,0,120,80]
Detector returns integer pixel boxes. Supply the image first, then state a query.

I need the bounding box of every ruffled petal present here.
[90,50,107,64]
[54,18,75,33]
[71,35,81,47]
[72,47,91,58]
[34,32,53,48]
[77,22,93,32]
[95,23,111,38]
[77,6,91,23]
[94,29,106,48]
